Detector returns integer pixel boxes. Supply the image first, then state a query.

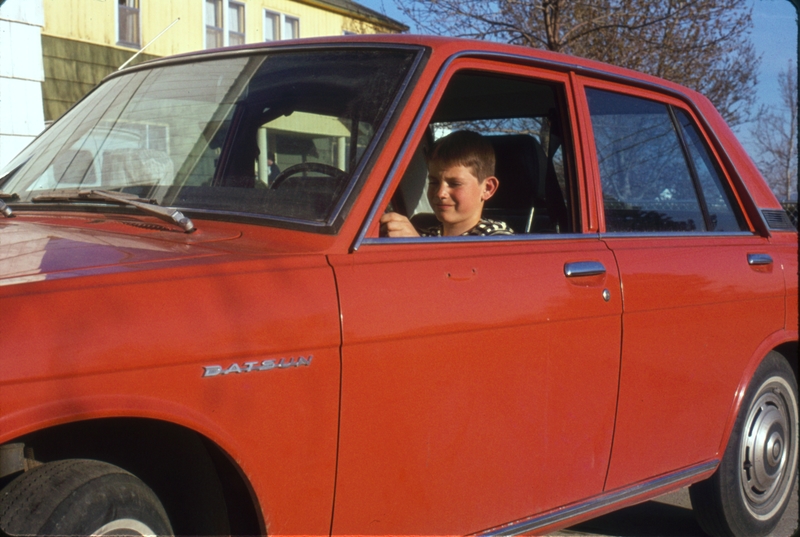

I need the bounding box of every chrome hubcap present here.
[91,519,156,536]
[739,377,798,520]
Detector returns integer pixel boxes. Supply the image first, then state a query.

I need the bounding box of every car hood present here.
[0,216,238,286]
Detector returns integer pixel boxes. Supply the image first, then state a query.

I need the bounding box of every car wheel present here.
[690,351,798,537]
[0,459,173,536]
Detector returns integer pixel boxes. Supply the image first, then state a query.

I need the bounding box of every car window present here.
[673,109,748,231]
[586,89,707,232]
[389,70,577,236]
[1,48,418,227]
[586,88,748,233]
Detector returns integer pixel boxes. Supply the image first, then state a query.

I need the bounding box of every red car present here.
[0,35,796,537]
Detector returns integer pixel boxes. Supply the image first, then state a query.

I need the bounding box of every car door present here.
[328,61,623,535]
[578,81,787,490]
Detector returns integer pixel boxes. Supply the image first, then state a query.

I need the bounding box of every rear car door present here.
[578,81,787,489]
[329,60,622,534]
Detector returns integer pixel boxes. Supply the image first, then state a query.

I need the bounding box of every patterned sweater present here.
[419,218,514,237]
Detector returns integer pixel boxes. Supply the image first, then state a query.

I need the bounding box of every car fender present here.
[716,329,799,459]
[0,393,243,459]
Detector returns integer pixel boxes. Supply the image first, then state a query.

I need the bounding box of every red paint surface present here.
[0,35,795,535]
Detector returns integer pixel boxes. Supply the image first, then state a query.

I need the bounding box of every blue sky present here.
[359,0,798,155]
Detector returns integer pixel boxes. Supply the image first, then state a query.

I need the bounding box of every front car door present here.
[329,59,622,534]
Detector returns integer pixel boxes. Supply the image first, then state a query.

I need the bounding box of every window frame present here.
[358,57,590,247]
[577,78,754,236]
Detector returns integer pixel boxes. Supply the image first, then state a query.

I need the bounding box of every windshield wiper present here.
[32,189,195,233]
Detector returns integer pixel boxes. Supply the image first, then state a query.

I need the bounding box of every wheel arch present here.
[0,417,264,536]
[716,330,799,458]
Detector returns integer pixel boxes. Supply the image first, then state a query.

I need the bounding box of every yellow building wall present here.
[42,0,394,59]
[39,0,398,121]
[42,0,115,46]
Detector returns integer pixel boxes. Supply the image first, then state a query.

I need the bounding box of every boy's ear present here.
[481,176,499,201]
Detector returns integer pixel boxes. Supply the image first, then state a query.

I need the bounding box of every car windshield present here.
[0,47,418,226]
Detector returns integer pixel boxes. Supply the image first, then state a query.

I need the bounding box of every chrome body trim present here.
[564,261,606,277]
[202,356,313,377]
[747,253,773,266]
[359,233,597,247]
[351,47,769,248]
[475,460,719,536]
[600,231,754,239]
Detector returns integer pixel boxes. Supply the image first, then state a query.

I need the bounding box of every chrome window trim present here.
[352,48,767,251]
[110,42,425,79]
[351,54,461,252]
[599,231,755,239]
[475,460,719,536]
[324,48,426,226]
[360,233,597,247]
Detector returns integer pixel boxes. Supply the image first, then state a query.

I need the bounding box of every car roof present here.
[119,34,705,103]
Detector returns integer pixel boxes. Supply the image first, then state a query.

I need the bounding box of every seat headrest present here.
[486,134,546,210]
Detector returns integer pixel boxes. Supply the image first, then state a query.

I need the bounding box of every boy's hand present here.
[380,212,420,237]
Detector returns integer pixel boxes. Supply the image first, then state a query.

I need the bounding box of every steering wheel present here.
[270,162,346,188]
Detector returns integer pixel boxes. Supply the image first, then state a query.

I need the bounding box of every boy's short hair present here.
[427,130,495,181]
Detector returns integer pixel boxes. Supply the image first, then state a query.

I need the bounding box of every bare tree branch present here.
[751,62,798,202]
[396,0,759,126]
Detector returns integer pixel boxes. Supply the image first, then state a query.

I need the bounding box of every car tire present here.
[0,458,173,536]
[690,351,798,537]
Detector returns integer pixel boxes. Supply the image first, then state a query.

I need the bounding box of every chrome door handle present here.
[564,261,606,277]
[747,253,773,266]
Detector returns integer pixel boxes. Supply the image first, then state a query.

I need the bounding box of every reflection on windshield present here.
[1,48,418,226]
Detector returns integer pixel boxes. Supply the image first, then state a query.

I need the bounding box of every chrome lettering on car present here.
[202,356,313,377]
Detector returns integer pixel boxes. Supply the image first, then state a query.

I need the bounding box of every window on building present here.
[229,2,245,46]
[206,0,224,49]
[284,15,299,40]
[264,10,279,41]
[118,0,140,48]
[264,10,299,41]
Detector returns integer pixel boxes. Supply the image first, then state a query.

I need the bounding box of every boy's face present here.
[427,161,496,235]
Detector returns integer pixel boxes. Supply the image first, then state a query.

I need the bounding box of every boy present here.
[380,130,513,237]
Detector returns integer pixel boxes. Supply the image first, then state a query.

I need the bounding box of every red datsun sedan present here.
[0,35,796,537]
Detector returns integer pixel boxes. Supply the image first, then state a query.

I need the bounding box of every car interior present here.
[390,70,577,235]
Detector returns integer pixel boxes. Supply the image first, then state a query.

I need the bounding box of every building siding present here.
[41,35,157,121]
[0,0,45,168]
